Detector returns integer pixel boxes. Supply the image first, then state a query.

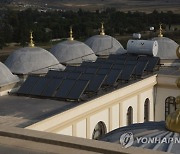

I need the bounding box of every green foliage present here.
[0,8,180,48]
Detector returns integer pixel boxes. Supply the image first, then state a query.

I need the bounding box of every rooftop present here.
[0,95,76,127]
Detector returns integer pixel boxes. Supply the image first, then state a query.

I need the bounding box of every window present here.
[165,96,176,120]
[92,121,107,140]
[144,98,150,122]
[127,106,133,125]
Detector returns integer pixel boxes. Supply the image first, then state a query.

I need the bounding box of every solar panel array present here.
[17,54,160,102]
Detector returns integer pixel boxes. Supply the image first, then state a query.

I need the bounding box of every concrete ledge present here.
[0,126,168,154]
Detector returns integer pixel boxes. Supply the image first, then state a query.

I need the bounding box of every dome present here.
[5,47,65,75]
[50,40,97,65]
[85,35,124,56]
[101,122,180,153]
[0,62,19,87]
[152,37,179,59]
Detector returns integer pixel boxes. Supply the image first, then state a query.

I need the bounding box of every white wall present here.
[27,75,157,139]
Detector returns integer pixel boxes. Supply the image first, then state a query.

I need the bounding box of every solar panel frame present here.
[112,64,124,70]
[85,74,107,92]
[55,79,76,99]
[67,80,89,100]
[120,64,136,81]
[41,78,63,97]
[134,61,148,77]
[145,57,160,72]
[103,69,122,86]
[67,72,82,80]
[17,76,40,95]
[85,67,99,74]
[100,63,113,69]
[29,77,51,96]
[64,66,77,72]
[97,68,111,75]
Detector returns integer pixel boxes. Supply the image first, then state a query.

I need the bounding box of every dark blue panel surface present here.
[17,76,39,94]
[41,78,63,97]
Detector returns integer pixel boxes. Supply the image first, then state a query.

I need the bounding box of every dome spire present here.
[166,79,180,133]
[29,31,35,47]
[158,23,163,37]
[69,26,74,41]
[100,22,105,35]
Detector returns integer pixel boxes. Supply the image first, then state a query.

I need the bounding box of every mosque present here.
[0,23,179,153]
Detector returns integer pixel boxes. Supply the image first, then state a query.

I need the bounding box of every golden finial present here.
[158,24,163,37]
[29,31,35,47]
[69,26,74,41]
[100,22,105,35]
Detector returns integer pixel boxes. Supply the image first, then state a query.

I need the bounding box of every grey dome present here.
[50,40,97,65]
[5,47,65,75]
[0,62,19,87]
[101,122,180,154]
[152,37,179,59]
[85,35,125,56]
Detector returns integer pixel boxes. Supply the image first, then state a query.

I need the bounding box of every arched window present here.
[165,96,176,120]
[92,121,107,140]
[127,106,133,125]
[144,98,150,122]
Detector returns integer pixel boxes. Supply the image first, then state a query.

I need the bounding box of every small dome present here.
[0,62,19,87]
[85,35,125,56]
[5,47,65,75]
[101,122,180,153]
[152,37,179,59]
[50,40,97,65]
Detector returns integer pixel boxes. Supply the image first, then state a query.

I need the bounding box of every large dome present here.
[101,122,180,153]
[50,40,97,65]
[152,37,179,59]
[5,47,65,75]
[0,62,19,87]
[85,35,125,56]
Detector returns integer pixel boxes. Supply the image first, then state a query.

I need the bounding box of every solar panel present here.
[120,64,136,81]
[17,76,39,94]
[85,74,107,92]
[145,57,160,72]
[112,64,124,70]
[114,60,125,65]
[79,73,94,81]
[108,54,127,60]
[134,61,148,77]
[81,61,92,67]
[125,60,137,65]
[103,69,122,86]
[67,72,81,80]
[138,56,148,61]
[29,77,50,96]
[41,78,63,97]
[55,79,75,99]
[95,58,106,63]
[46,70,67,78]
[89,62,101,68]
[100,63,113,69]
[46,70,60,77]
[85,67,98,74]
[126,55,138,61]
[67,80,89,100]
[64,66,77,72]
[97,68,110,75]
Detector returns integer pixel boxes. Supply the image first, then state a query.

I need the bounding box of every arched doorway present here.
[144,98,150,122]
[127,106,133,126]
[165,96,176,119]
[92,121,107,140]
